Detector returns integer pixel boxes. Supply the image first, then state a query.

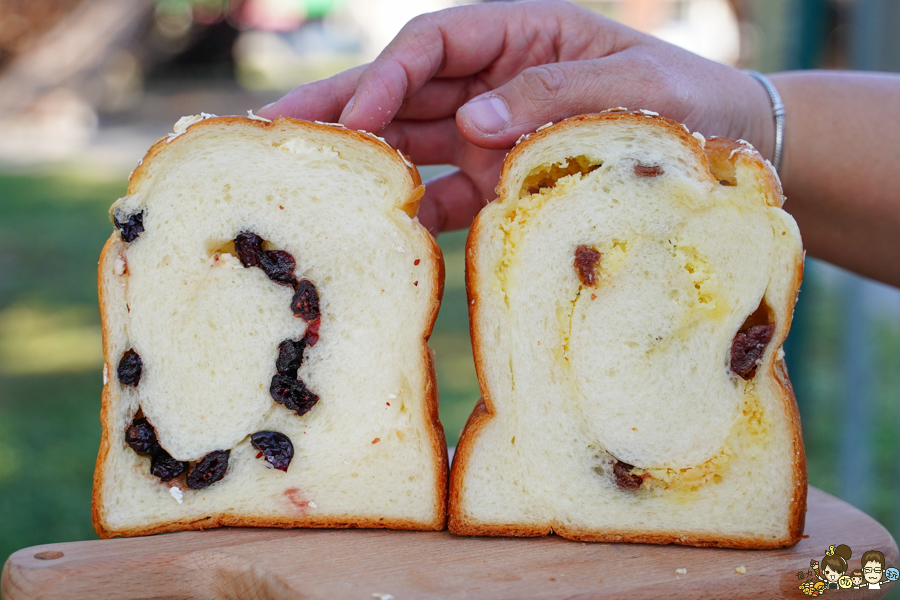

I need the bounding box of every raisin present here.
[613,461,643,490]
[186,450,230,490]
[270,373,319,416]
[291,280,320,321]
[117,350,143,386]
[250,431,294,472]
[234,232,298,286]
[303,317,321,347]
[730,323,775,379]
[259,250,298,287]
[151,450,188,481]
[234,232,264,267]
[574,245,602,286]
[114,210,145,243]
[276,339,306,377]
[125,416,160,455]
[634,164,663,177]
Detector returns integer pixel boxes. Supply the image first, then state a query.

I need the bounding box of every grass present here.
[0,169,125,563]
[1,168,899,597]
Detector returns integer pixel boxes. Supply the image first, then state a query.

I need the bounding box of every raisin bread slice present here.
[450,112,805,548]
[93,114,447,538]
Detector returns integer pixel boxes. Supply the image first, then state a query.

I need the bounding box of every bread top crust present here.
[498,111,782,208]
[128,115,424,215]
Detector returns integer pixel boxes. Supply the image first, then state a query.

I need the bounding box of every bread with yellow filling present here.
[449,111,805,548]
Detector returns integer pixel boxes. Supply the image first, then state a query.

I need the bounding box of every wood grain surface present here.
[2,487,897,600]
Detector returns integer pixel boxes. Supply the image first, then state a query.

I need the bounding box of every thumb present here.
[457,57,670,148]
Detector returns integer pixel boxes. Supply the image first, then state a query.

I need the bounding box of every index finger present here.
[258,63,368,122]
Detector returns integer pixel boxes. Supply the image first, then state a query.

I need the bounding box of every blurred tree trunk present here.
[0,0,152,116]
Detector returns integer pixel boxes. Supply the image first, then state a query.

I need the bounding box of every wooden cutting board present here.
[2,487,897,600]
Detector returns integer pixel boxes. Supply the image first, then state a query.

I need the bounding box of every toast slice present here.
[450,111,806,548]
[93,114,447,537]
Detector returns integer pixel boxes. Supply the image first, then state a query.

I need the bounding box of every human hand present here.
[259,0,773,234]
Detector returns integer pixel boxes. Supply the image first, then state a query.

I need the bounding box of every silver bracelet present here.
[745,70,785,173]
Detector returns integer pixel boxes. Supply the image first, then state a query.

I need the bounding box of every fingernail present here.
[339,95,355,122]
[463,95,510,134]
[258,102,276,116]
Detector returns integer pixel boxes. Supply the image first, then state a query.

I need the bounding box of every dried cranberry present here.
[574,245,602,286]
[613,461,643,490]
[114,210,144,243]
[250,431,294,472]
[151,450,188,482]
[117,350,143,386]
[276,339,306,377]
[186,450,230,490]
[731,323,775,379]
[259,250,298,287]
[234,232,264,267]
[270,373,319,416]
[125,416,160,455]
[634,164,663,177]
[291,280,320,321]
[303,317,321,347]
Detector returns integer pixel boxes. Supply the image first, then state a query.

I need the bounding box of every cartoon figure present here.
[850,569,864,589]
[799,580,827,596]
[810,544,852,590]
[861,550,886,589]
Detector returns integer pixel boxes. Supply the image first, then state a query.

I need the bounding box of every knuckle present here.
[403,12,431,31]
[519,65,568,102]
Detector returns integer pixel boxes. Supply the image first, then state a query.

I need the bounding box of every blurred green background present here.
[2,0,900,596]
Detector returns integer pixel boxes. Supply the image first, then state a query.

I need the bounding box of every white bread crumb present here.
[168,113,217,141]
[398,150,414,168]
[736,566,746,574]
[245,110,270,122]
[676,568,687,575]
